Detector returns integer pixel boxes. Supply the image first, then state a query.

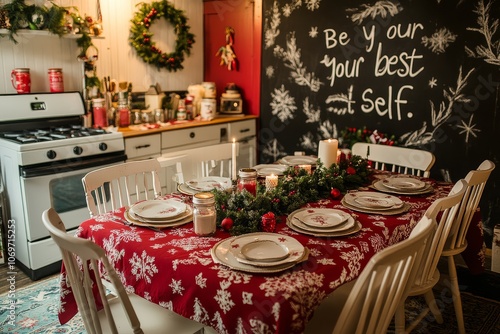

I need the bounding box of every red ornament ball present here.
[261,212,276,232]
[221,217,234,231]
[330,188,341,199]
[346,166,356,175]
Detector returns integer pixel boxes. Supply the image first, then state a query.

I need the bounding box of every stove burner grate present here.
[0,126,111,144]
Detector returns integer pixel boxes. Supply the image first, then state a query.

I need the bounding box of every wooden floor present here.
[0,264,58,295]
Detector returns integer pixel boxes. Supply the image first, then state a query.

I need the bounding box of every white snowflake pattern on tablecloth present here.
[340,246,364,278]
[148,231,166,240]
[195,272,207,288]
[129,250,158,284]
[242,291,253,305]
[169,278,185,295]
[369,232,386,253]
[102,233,125,266]
[308,248,322,257]
[215,281,236,314]
[168,236,216,251]
[215,267,252,284]
[172,258,198,270]
[192,297,211,324]
[249,318,273,334]
[317,258,336,265]
[89,224,104,232]
[169,226,194,238]
[159,300,174,311]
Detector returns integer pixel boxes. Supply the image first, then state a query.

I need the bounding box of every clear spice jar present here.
[117,99,130,127]
[193,192,216,236]
[237,168,257,196]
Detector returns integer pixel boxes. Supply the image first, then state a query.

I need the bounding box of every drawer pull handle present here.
[190,132,195,138]
[135,144,151,149]
[240,128,250,133]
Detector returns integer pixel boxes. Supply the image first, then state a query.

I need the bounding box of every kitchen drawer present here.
[161,124,224,151]
[125,134,161,159]
[227,119,256,141]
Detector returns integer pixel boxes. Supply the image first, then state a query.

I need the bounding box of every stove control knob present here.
[47,150,57,160]
[73,146,83,155]
[99,143,108,151]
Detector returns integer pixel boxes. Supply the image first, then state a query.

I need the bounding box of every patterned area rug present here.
[0,276,84,333]
[1,275,499,333]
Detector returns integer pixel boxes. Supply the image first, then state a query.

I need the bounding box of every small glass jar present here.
[237,168,257,196]
[92,98,108,128]
[117,99,130,127]
[193,192,216,236]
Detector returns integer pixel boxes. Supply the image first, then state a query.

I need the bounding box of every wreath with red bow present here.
[129,1,195,71]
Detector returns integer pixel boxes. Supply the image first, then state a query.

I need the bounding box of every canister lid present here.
[193,192,215,205]
[238,168,257,178]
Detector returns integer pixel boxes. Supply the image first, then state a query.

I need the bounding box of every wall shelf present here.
[0,29,104,39]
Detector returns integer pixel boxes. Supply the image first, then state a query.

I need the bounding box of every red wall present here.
[203,0,261,116]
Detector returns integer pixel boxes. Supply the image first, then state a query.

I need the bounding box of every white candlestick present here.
[318,139,338,168]
[232,138,237,181]
[298,164,312,174]
[265,174,278,191]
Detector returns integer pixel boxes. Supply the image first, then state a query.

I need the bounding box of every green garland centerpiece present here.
[213,155,371,235]
[129,0,195,71]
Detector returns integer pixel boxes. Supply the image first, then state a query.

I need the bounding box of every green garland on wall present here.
[129,1,195,72]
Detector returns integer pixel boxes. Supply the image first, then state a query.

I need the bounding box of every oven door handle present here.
[20,152,127,178]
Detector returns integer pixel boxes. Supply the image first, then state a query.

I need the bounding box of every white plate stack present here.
[341,191,410,215]
[125,199,193,228]
[371,176,433,195]
[178,176,232,195]
[286,208,362,237]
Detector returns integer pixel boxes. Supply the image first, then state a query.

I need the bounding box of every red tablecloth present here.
[58,179,484,333]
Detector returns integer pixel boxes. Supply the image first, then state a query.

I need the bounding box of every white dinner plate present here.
[381,176,427,191]
[129,199,187,219]
[343,192,404,210]
[341,198,411,215]
[252,164,288,176]
[185,177,232,192]
[279,155,317,166]
[240,240,290,262]
[124,208,192,228]
[211,236,309,273]
[293,208,350,228]
[372,180,434,196]
[127,205,192,223]
[286,217,362,237]
[289,209,355,233]
[178,183,198,195]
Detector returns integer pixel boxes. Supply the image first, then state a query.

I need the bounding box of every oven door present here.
[20,154,126,241]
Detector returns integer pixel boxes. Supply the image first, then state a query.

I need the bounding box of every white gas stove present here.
[0,92,126,280]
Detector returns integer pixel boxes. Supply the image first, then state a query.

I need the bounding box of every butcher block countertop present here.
[118,115,258,138]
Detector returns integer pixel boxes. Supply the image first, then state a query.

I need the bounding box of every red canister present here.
[11,68,31,94]
[92,98,108,128]
[48,68,64,92]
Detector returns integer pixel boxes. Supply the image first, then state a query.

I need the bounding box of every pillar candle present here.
[232,138,237,181]
[318,139,338,168]
[297,164,312,174]
[265,174,278,191]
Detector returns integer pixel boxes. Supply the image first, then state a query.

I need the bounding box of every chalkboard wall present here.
[259,0,499,246]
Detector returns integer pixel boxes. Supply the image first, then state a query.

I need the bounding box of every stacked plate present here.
[341,191,410,215]
[372,176,433,195]
[252,164,288,176]
[124,199,193,228]
[286,208,361,237]
[211,232,309,273]
[278,155,317,166]
[178,176,232,195]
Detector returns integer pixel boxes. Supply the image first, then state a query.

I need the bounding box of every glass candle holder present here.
[237,168,257,196]
[193,192,216,236]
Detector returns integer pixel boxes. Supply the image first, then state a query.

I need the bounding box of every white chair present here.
[394,179,467,334]
[157,155,186,194]
[351,143,435,177]
[82,159,162,217]
[42,207,213,334]
[441,160,495,334]
[304,215,436,334]
[163,142,239,181]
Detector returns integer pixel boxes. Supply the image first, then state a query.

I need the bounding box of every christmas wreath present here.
[213,155,372,235]
[129,1,195,71]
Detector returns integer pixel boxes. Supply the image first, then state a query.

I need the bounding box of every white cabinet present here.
[161,123,226,153]
[125,134,161,160]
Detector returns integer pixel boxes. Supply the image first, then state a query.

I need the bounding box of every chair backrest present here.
[332,215,436,334]
[157,155,186,193]
[351,143,435,177]
[446,160,495,251]
[411,179,467,288]
[163,142,239,180]
[82,159,162,217]
[42,208,142,334]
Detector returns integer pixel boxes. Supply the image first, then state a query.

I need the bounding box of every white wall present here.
[0,0,203,95]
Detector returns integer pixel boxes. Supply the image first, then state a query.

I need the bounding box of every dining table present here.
[57,171,485,334]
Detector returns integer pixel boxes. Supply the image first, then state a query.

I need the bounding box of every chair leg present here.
[394,301,406,334]
[424,290,443,324]
[447,255,466,334]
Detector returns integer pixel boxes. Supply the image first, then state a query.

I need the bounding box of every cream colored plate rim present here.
[293,208,350,228]
[341,199,411,215]
[252,164,288,176]
[185,177,232,191]
[124,208,192,228]
[290,212,355,233]
[382,176,427,190]
[372,180,434,195]
[343,192,404,210]
[279,155,317,166]
[128,205,192,223]
[129,199,187,219]
[286,218,362,237]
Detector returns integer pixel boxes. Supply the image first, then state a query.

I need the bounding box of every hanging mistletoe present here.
[129,1,195,72]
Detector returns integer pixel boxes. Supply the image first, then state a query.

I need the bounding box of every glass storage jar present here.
[92,98,108,128]
[193,192,216,236]
[237,168,257,196]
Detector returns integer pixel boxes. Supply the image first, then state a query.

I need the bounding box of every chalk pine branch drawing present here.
[274,32,323,92]
[348,1,401,25]
[400,67,474,146]
[303,97,321,123]
[264,1,281,49]
[465,0,500,66]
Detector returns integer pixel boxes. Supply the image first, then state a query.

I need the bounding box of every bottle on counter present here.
[92,98,108,128]
[117,98,130,127]
[193,192,217,236]
[176,99,187,121]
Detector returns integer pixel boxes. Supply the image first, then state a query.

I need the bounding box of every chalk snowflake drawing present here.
[318,120,339,141]
[303,97,321,123]
[429,77,438,88]
[325,85,355,115]
[305,0,321,11]
[300,132,318,151]
[262,139,286,163]
[270,84,297,121]
[309,26,319,38]
[465,0,500,66]
[274,32,323,92]
[421,27,457,54]
[400,67,474,146]
[266,65,275,78]
[264,1,281,49]
[457,114,481,143]
[348,1,401,25]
